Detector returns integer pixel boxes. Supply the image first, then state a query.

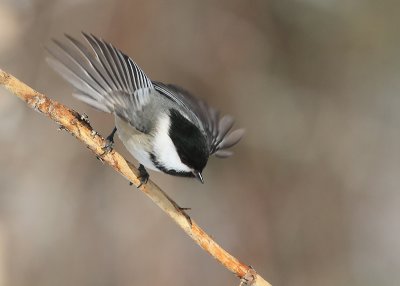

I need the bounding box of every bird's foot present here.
[101,140,114,154]
[136,164,149,188]
[101,127,117,155]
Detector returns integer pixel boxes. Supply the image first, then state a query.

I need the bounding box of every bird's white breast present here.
[152,114,192,173]
[115,114,191,173]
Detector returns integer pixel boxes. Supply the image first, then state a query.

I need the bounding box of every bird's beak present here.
[193,171,204,184]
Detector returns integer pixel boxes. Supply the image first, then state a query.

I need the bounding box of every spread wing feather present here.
[46,33,154,125]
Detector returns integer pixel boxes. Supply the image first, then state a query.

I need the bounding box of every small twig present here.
[239,267,257,286]
[0,69,272,286]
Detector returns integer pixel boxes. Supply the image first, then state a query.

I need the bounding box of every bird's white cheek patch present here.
[153,115,192,172]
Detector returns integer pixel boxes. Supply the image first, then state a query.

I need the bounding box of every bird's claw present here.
[101,139,114,155]
[100,127,117,155]
[136,164,149,188]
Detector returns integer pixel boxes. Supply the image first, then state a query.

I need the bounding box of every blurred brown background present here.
[1,0,399,285]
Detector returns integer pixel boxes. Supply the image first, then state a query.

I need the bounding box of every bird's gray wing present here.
[153,82,244,157]
[46,33,154,129]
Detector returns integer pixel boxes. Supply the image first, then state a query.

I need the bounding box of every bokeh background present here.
[1,0,399,285]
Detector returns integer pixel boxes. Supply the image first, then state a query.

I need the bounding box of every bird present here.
[46,33,244,185]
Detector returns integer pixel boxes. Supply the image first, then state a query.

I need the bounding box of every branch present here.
[0,69,272,286]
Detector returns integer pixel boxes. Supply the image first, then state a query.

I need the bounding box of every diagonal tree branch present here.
[0,69,272,286]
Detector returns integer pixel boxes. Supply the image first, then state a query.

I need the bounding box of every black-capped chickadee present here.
[46,33,244,184]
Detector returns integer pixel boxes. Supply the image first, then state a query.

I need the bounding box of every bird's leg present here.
[136,164,149,188]
[102,127,117,154]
